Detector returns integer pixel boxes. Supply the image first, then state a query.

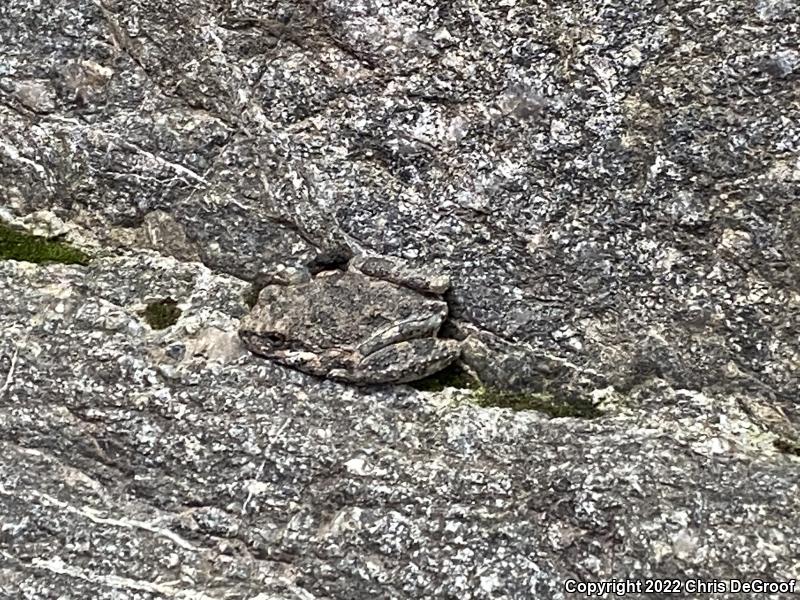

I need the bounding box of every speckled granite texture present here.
[1,0,799,598]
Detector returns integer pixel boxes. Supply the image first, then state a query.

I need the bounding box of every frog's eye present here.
[262,332,286,346]
[241,331,286,350]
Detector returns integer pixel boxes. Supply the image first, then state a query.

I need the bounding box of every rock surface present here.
[2,0,800,598]
[2,254,800,600]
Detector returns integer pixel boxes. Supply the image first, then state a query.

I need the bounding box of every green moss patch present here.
[141,298,182,330]
[415,364,601,419]
[0,223,90,265]
[411,364,480,392]
[473,387,602,419]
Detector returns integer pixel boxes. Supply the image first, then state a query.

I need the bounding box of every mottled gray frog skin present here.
[239,266,461,384]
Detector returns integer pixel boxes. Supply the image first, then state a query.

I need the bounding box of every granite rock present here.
[2,0,800,597]
[1,254,799,599]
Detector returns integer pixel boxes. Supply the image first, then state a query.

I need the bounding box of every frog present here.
[238,258,461,384]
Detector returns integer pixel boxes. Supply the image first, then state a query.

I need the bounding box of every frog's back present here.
[242,270,443,351]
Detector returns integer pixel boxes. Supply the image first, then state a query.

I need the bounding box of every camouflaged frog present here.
[238,257,461,384]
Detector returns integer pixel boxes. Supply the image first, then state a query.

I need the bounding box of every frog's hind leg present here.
[354,338,461,384]
[356,314,445,357]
